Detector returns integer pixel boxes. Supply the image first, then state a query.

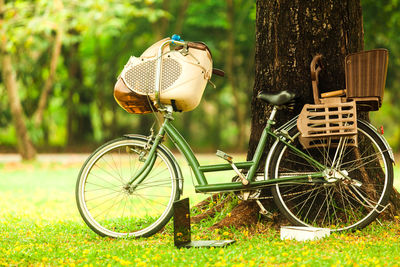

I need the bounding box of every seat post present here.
[268,106,278,124]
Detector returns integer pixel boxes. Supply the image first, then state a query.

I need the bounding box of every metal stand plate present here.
[173,198,235,248]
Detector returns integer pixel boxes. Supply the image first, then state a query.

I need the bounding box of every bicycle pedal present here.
[216,150,233,163]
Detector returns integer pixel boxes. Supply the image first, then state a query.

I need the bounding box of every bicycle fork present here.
[125,122,167,191]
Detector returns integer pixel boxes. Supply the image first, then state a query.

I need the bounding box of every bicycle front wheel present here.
[76,137,180,238]
[268,121,393,231]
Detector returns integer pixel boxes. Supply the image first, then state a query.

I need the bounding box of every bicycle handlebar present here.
[212,68,225,77]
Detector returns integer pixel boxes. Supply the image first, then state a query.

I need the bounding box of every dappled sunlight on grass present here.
[395,177,400,190]
[1,216,400,266]
[0,190,80,222]
[394,159,400,190]
[0,161,81,222]
[0,154,400,265]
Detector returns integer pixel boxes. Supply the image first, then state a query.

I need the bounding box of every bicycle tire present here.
[268,120,393,231]
[76,137,180,238]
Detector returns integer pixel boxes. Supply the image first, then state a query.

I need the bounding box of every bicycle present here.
[75,37,394,238]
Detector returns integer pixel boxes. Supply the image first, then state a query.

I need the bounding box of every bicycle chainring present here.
[232,175,262,200]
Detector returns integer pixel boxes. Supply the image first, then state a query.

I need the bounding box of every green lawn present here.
[395,163,400,189]
[0,155,399,266]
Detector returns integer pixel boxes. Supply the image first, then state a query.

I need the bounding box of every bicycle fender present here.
[265,115,299,180]
[357,120,395,164]
[123,134,184,194]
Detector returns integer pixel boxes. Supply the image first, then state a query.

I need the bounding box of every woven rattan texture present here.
[345,49,388,110]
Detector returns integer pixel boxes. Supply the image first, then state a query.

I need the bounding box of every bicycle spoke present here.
[101,154,125,184]
[77,138,178,237]
[85,181,121,191]
[94,162,125,186]
[270,123,392,231]
[85,190,123,202]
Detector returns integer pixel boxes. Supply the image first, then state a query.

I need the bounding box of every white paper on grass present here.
[280,226,330,241]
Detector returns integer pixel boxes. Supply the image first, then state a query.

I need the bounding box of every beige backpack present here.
[114,38,213,114]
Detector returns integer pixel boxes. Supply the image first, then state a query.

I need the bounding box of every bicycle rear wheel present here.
[268,121,393,231]
[76,137,180,238]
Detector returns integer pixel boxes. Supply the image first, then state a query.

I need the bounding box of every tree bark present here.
[248,0,364,161]
[33,28,63,127]
[173,0,189,34]
[211,0,398,229]
[0,24,36,160]
[33,0,64,127]
[152,0,170,40]
[226,0,246,149]
[64,42,93,146]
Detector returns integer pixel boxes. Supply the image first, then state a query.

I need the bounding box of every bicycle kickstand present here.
[255,200,273,219]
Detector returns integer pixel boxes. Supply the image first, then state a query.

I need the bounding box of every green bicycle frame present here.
[129,107,326,193]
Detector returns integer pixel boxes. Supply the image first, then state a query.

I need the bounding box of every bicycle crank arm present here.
[230,163,249,185]
[216,150,249,185]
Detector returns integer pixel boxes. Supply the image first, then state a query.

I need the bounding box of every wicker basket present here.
[345,49,388,111]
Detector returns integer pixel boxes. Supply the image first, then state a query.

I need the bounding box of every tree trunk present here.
[33,28,63,127]
[1,40,37,160]
[226,0,246,149]
[248,0,364,161]
[205,0,399,229]
[173,0,189,34]
[33,0,64,127]
[152,0,170,40]
[64,42,93,146]
[1,0,36,160]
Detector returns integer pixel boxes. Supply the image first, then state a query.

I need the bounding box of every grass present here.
[395,163,400,189]
[0,155,400,266]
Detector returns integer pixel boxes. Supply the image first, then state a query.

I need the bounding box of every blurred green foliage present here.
[0,0,399,153]
[0,0,255,152]
[363,0,400,151]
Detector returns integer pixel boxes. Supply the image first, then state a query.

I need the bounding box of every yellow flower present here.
[302,250,309,256]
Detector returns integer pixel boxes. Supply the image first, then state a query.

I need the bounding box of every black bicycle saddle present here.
[257,90,296,106]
